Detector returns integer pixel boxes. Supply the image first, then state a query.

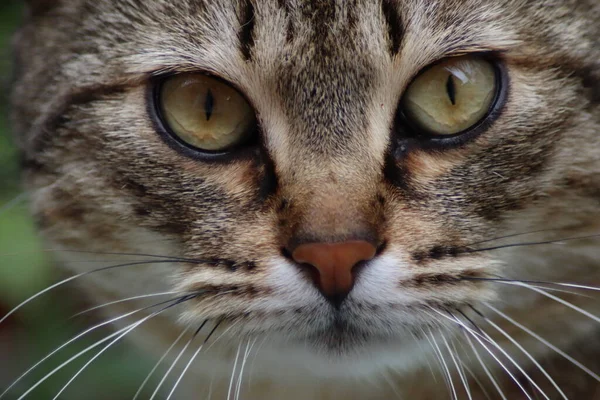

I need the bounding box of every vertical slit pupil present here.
[205,89,215,121]
[446,75,456,106]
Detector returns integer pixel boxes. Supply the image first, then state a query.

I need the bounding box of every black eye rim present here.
[147,72,261,162]
[395,54,509,150]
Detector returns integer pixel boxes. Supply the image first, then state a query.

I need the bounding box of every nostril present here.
[297,261,322,288]
[280,246,294,260]
[282,246,321,285]
[376,240,387,256]
[350,259,369,280]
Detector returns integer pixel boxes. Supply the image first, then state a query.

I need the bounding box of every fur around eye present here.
[155,74,257,153]
[400,56,503,138]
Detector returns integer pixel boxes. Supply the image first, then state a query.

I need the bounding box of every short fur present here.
[10,0,600,398]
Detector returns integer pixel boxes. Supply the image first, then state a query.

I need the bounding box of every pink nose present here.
[292,240,376,300]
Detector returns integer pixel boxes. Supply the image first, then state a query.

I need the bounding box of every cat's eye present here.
[401,56,500,137]
[156,74,257,152]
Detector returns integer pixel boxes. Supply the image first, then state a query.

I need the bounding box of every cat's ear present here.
[23,0,59,17]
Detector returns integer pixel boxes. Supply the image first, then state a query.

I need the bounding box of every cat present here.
[6,0,600,398]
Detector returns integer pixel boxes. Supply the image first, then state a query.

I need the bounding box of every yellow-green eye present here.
[158,74,256,152]
[402,56,498,136]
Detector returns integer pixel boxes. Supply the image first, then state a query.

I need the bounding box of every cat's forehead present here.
[110,0,519,72]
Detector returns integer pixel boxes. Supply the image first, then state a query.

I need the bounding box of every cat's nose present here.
[291,240,377,307]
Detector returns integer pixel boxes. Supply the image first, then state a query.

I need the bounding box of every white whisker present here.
[52,305,173,399]
[443,337,472,400]
[380,370,402,398]
[426,307,492,345]
[1,298,178,399]
[550,282,600,292]
[457,311,550,399]
[423,329,452,394]
[235,338,255,400]
[464,331,508,400]
[478,310,568,399]
[456,351,494,400]
[470,277,600,293]
[460,321,535,400]
[524,284,592,298]
[485,303,600,383]
[204,318,242,352]
[0,192,27,216]
[227,342,243,400]
[72,291,180,317]
[132,327,190,400]
[148,321,208,400]
[247,333,270,387]
[498,281,600,323]
[15,300,178,400]
[0,260,182,326]
[428,328,457,400]
[413,329,439,384]
[166,321,220,400]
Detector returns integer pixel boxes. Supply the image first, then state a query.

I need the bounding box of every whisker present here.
[455,349,494,400]
[380,370,403,399]
[246,333,271,388]
[427,328,457,400]
[432,308,535,399]
[204,318,243,352]
[14,297,187,400]
[227,342,243,400]
[423,328,453,395]
[426,308,491,344]
[485,303,600,383]
[165,320,221,400]
[235,337,256,400]
[0,259,196,326]
[0,294,193,399]
[461,322,534,400]
[0,192,28,216]
[71,291,180,318]
[461,276,600,293]
[462,233,600,254]
[51,303,183,399]
[442,335,472,400]
[413,329,440,384]
[433,307,549,398]
[472,307,568,399]
[488,281,600,324]
[6,248,202,261]
[132,327,191,400]
[463,331,508,400]
[461,312,551,400]
[462,227,572,248]
[148,321,209,400]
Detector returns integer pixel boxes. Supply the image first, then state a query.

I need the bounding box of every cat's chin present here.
[299,320,414,358]
[203,329,434,382]
[184,317,436,382]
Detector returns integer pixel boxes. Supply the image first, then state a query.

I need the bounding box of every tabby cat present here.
[6,0,600,398]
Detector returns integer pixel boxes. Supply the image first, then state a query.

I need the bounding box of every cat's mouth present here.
[181,295,466,357]
[297,300,457,352]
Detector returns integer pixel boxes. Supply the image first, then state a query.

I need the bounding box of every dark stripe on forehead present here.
[239,0,256,61]
[298,0,337,34]
[381,0,404,55]
[275,1,374,154]
[277,0,295,43]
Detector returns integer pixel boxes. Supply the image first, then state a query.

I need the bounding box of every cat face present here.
[11,0,600,376]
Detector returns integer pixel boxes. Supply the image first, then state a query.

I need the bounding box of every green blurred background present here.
[0,2,150,399]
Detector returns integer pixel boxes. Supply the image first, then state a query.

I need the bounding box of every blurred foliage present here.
[0,2,151,399]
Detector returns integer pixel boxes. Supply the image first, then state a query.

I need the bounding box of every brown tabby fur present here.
[10,0,600,398]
